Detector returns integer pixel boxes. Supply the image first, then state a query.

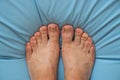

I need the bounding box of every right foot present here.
[26,24,60,80]
[62,25,95,80]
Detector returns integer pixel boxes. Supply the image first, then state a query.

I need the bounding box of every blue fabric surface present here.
[0,0,120,80]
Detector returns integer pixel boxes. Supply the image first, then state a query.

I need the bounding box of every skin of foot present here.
[61,25,95,80]
[26,24,60,80]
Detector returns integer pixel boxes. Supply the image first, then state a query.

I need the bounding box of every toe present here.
[48,24,60,41]
[89,44,95,61]
[39,26,48,43]
[89,44,95,55]
[62,25,74,43]
[84,37,92,53]
[34,31,41,44]
[74,28,83,45]
[30,36,37,50]
[26,42,32,60]
[80,32,88,48]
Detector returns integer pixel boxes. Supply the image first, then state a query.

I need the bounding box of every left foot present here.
[26,24,60,80]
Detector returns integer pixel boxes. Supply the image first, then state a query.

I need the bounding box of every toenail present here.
[40,26,47,31]
[67,28,71,32]
[62,28,66,31]
[51,27,56,31]
[76,30,82,35]
[76,28,83,33]
[76,30,80,33]
[64,27,71,32]
[81,36,87,40]
[86,41,92,47]
[41,30,47,34]
[26,42,30,46]
[34,32,40,37]
[81,33,88,40]
[88,37,92,41]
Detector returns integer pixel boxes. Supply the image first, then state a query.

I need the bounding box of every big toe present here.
[62,25,74,43]
[26,42,32,60]
[84,37,93,53]
[48,24,60,41]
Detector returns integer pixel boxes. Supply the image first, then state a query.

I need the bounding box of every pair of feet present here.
[26,24,95,80]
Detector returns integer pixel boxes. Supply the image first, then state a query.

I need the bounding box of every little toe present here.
[89,44,95,55]
[48,24,60,41]
[74,28,83,45]
[84,37,92,53]
[26,42,32,56]
[88,45,95,61]
[39,26,48,43]
[80,32,89,48]
[62,25,74,43]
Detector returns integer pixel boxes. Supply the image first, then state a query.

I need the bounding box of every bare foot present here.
[62,25,95,80]
[26,24,60,80]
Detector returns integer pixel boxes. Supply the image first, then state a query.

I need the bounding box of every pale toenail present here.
[81,33,88,40]
[51,26,56,32]
[63,25,73,32]
[40,26,47,34]
[65,28,70,32]
[86,41,92,47]
[76,28,83,35]
[77,28,83,32]
[87,37,92,41]
[76,29,81,33]
[62,27,66,32]
[48,24,58,32]
[34,32,40,37]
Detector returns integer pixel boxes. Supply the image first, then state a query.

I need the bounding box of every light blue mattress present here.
[0,0,120,80]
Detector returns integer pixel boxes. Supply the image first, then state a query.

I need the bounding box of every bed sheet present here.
[0,0,120,80]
